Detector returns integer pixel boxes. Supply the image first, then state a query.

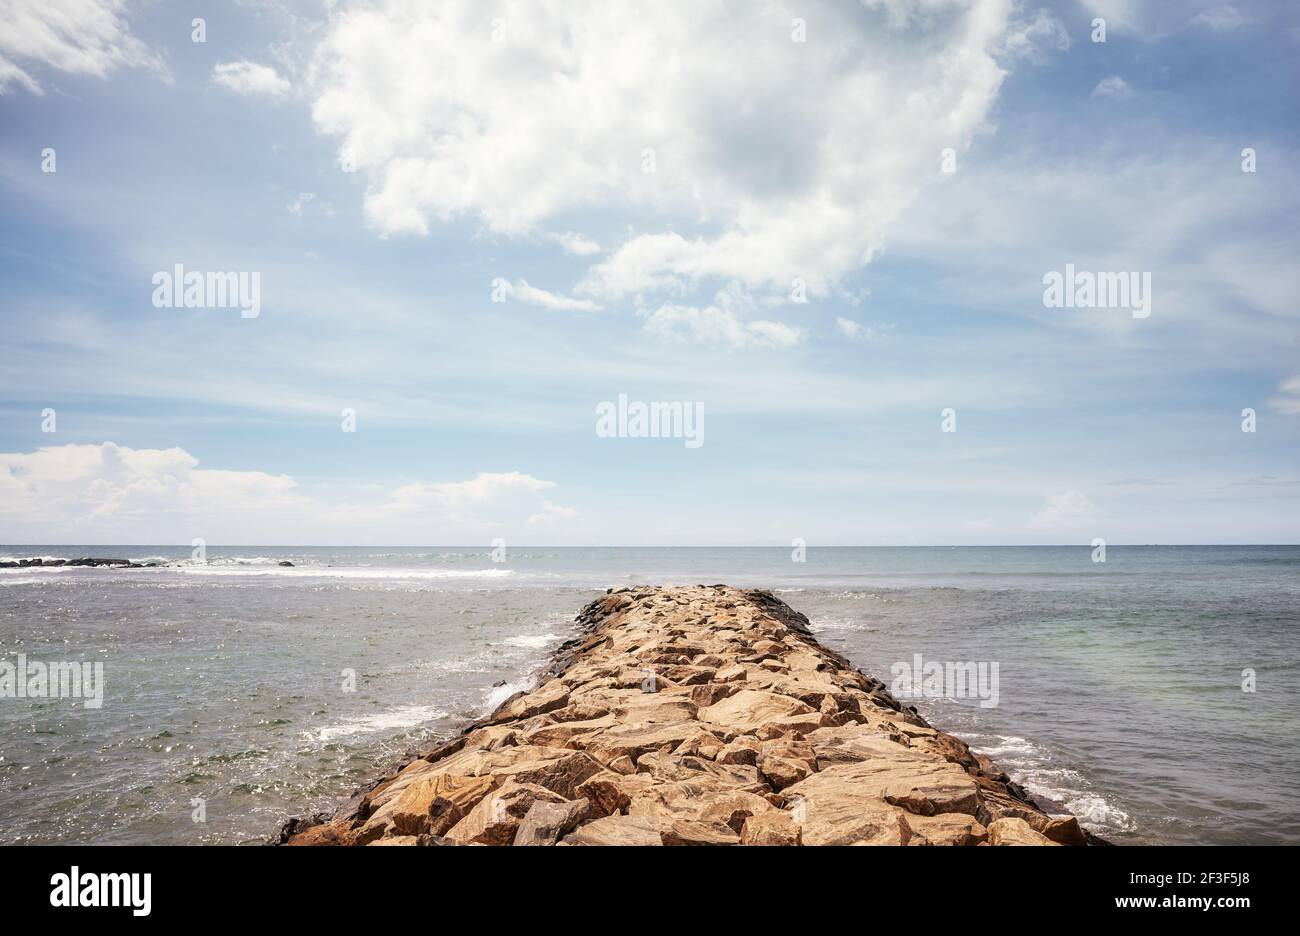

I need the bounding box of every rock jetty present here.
[278,585,1092,846]
[0,557,146,568]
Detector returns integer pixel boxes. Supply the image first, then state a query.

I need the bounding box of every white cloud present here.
[0,0,158,95]
[1268,375,1300,415]
[288,192,315,217]
[1029,491,1099,528]
[527,500,580,525]
[835,317,876,339]
[0,445,575,543]
[212,60,291,98]
[311,0,1014,304]
[377,471,576,532]
[502,279,601,312]
[1078,0,1142,35]
[0,442,302,540]
[643,303,803,349]
[548,231,602,256]
[998,8,1071,63]
[1091,75,1133,99]
[1190,6,1245,31]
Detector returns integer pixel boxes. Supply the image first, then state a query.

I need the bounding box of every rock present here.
[740,810,803,845]
[491,679,571,722]
[390,773,497,836]
[698,689,817,732]
[717,736,762,766]
[277,585,1086,847]
[445,781,566,845]
[905,813,988,846]
[562,815,663,846]
[987,817,1059,846]
[758,754,812,791]
[513,798,591,845]
[1042,816,1086,845]
[660,818,740,846]
[278,561,294,567]
[575,770,655,818]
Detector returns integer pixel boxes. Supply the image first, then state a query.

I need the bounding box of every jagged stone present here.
[279,586,1085,847]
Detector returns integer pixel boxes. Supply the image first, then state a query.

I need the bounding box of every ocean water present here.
[0,545,1296,845]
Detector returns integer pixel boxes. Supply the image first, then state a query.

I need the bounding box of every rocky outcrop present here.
[277,585,1097,846]
[0,557,159,568]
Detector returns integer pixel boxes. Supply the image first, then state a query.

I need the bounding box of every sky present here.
[0,0,1297,546]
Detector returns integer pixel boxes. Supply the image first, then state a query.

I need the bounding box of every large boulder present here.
[561,815,663,846]
[698,690,817,732]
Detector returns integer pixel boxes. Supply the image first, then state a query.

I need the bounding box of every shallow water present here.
[1,545,1296,844]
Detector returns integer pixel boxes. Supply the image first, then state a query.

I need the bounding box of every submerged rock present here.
[276,585,1093,846]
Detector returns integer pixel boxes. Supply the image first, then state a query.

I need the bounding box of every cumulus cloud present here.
[997,8,1071,63]
[548,232,602,256]
[0,442,302,540]
[0,0,158,94]
[1268,375,1300,416]
[212,60,291,97]
[311,0,1014,304]
[527,500,580,525]
[378,472,577,531]
[835,317,876,339]
[1029,491,1099,528]
[1190,5,1245,31]
[1091,75,1134,99]
[1078,0,1141,35]
[0,445,575,542]
[500,279,601,312]
[643,303,803,349]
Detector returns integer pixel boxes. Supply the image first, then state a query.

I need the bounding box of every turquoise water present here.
[1,545,1296,844]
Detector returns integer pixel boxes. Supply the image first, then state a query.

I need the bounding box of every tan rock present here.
[660,818,740,846]
[987,816,1059,846]
[758,754,812,791]
[698,689,816,731]
[1042,815,1086,845]
[562,815,663,846]
[905,813,988,846]
[492,678,570,722]
[740,810,803,845]
[282,585,1085,848]
[716,736,762,766]
[575,769,656,818]
[390,773,497,836]
[513,798,591,846]
[445,781,566,845]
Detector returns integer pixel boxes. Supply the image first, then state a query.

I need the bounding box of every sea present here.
[1,545,1296,845]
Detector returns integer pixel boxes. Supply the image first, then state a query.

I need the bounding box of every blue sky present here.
[1,0,1297,546]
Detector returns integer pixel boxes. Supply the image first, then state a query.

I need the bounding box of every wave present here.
[482,677,537,714]
[169,565,516,580]
[309,704,448,743]
[963,732,1133,833]
[501,632,561,649]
